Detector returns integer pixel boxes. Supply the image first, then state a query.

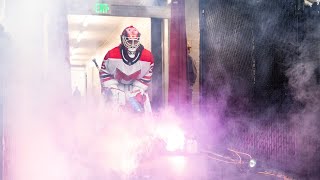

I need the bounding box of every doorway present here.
[67,14,169,110]
[68,15,152,94]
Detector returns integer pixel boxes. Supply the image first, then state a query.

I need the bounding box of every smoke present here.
[2,0,319,179]
[286,62,320,111]
[1,1,199,178]
[251,2,320,178]
[199,0,320,179]
[0,0,182,180]
[286,18,320,113]
[283,12,320,176]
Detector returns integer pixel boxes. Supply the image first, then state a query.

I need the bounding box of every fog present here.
[1,0,319,179]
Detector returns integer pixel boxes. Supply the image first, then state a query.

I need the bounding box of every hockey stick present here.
[92,58,100,71]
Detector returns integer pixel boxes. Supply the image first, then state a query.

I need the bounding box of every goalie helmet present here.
[120,26,141,58]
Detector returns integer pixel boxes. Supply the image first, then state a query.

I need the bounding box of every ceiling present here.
[68,15,129,67]
[68,15,152,67]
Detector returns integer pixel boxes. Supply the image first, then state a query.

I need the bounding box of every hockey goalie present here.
[99,26,154,114]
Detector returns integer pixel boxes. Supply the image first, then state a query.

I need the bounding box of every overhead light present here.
[82,16,89,27]
[167,0,171,4]
[70,47,74,54]
[77,31,84,42]
[70,47,78,55]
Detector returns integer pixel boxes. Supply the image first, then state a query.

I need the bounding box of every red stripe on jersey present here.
[141,76,151,80]
[101,77,112,82]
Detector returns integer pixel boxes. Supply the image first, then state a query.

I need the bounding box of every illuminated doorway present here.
[67,1,170,109]
[68,15,152,97]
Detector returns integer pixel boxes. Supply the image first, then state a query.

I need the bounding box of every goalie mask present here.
[120,26,144,65]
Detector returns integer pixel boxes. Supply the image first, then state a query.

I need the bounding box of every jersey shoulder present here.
[104,45,122,60]
[140,49,154,63]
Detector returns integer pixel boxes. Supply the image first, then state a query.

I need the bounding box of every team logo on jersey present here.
[114,68,141,82]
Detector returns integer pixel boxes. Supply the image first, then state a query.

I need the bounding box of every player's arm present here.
[99,51,119,90]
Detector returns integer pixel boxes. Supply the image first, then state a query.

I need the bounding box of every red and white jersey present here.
[99,45,154,91]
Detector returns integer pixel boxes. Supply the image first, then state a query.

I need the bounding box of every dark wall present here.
[200,0,319,114]
[200,0,256,116]
[199,0,304,115]
[151,18,164,111]
[199,0,320,178]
